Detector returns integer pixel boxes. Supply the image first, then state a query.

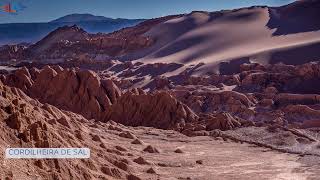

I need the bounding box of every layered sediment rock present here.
[172,87,255,120]
[1,66,200,132]
[105,90,198,130]
[2,65,121,120]
[5,61,320,132]
[0,79,155,179]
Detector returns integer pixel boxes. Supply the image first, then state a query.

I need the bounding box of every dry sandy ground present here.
[3,126,319,180]
[130,4,320,75]
[130,127,320,180]
[1,79,320,180]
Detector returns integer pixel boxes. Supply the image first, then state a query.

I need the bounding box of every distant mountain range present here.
[0,14,146,45]
[50,13,115,23]
[2,0,320,71]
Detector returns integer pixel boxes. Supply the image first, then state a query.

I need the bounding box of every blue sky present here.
[0,0,295,23]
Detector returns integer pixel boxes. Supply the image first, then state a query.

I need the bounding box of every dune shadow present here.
[284,77,320,94]
[270,42,320,65]
[135,63,183,78]
[219,57,250,75]
[220,11,259,23]
[266,1,320,36]
[152,35,209,58]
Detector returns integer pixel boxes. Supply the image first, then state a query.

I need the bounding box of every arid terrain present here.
[1,0,320,179]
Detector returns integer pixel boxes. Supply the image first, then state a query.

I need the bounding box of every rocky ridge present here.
[2,65,240,134]
[4,61,320,135]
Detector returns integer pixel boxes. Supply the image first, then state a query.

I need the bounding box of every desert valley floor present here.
[1,0,320,179]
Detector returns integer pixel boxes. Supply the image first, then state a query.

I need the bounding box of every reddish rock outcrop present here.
[106,90,198,130]
[3,65,121,121]
[2,15,182,62]
[6,61,320,134]
[0,44,27,61]
[282,105,320,123]
[275,94,320,107]
[2,67,33,91]
[0,79,144,179]
[172,87,255,120]
[3,66,202,132]
[204,113,242,131]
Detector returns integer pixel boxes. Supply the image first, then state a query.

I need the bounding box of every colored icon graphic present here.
[1,1,26,14]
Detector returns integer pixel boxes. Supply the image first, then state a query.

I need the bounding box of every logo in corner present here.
[1,1,26,14]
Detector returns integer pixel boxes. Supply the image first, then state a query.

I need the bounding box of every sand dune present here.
[132,1,320,75]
